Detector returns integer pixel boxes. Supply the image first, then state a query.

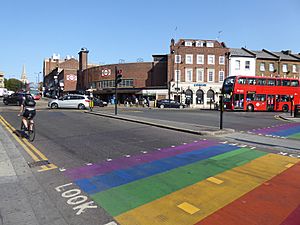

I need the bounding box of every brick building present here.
[168,39,229,108]
[77,48,168,103]
[43,54,80,96]
[246,49,300,78]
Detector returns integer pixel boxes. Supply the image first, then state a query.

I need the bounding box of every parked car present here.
[156,99,185,109]
[0,88,7,97]
[48,94,90,109]
[3,92,25,105]
[92,97,108,107]
[30,90,41,100]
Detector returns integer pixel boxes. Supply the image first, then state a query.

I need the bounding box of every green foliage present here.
[5,78,23,92]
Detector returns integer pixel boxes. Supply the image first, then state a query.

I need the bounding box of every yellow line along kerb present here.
[0,116,57,171]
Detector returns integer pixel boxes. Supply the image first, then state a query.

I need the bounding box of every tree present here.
[6,78,23,92]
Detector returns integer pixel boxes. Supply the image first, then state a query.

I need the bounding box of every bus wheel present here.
[246,104,254,112]
[282,104,289,112]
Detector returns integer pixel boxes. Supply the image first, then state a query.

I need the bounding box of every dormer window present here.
[185,41,193,47]
[195,41,205,47]
[206,42,214,47]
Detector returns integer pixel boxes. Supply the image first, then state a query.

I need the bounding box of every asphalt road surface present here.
[1,101,299,225]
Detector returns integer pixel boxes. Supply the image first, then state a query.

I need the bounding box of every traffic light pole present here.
[115,66,118,115]
[219,95,224,130]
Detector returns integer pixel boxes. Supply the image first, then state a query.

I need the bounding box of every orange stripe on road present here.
[196,162,300,225]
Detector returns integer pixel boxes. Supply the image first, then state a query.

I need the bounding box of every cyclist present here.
[18,91,36,131]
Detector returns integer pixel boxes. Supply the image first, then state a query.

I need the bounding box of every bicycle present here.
[20,119,35,142]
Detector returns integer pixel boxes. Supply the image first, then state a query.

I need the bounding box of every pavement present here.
[0,119,68,225]
[85,104,300,136]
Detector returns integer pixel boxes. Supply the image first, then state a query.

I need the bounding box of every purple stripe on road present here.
[65,140,218,180]
[252,123,300,135]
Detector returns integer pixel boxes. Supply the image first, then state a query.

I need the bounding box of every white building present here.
[229,48,256,77]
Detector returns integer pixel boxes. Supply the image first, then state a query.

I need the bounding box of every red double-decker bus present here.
[222,75,300,112]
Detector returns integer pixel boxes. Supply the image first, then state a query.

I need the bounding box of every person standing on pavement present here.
[89,91,94,111]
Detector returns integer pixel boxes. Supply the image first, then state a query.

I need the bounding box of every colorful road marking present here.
[115,154,299,225]
[197,163,300,225]
[65,140,300,225]
[251,123,300,139]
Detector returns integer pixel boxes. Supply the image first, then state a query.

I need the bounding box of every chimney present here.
[170,38,175,54]
[78,47,89,71]
[282,50,292,55]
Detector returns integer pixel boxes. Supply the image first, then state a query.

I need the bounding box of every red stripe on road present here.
[195,162,300,225]
[280,204,300,225]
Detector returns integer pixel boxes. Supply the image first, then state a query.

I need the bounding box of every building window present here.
[185,41,193,46]
[235,60,240,70]
[195,41,204,47]
[282,64,288,73]
[260,62,265,71]
[196,68,204,82]
[207,69,215,82]
[208,55,215,65]
[99,79,133,88]
[197,54,204,64]
[269,63,274,72]
[219,56,225,65]
[175,55,181,63]
[186,54,193,64]
[206,42,214,47]
[174,70,181,82]
[292,64,297,73]
[245,61,250,70]
[185,68,193,82]
[219,70,224,82]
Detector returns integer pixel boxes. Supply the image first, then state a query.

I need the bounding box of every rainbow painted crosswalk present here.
[251,122,300,139]
[65,140,300,225]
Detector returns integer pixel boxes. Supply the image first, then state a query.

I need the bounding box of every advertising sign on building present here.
[66,74,77,81]
[101,69,111,77]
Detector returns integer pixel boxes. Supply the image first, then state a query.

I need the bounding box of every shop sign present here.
[194,83,207,87]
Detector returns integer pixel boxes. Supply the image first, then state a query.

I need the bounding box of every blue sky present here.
[0,0,299,83]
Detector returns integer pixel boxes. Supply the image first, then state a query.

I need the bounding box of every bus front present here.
[222,76,236,110]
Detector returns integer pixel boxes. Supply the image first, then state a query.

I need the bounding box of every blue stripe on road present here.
[75,144,240,194]
[271,126,300,137]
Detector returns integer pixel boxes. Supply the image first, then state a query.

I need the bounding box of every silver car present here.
[48,94,90,109]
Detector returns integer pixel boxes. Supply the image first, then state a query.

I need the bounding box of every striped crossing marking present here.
[115,154,299,225]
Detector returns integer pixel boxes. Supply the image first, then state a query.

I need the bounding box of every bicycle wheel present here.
[28,123,35,142]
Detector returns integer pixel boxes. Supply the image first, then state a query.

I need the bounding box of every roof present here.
[291,54,300,59]
[272,51,300,61]
[252,50,278,60]
[229,48,255,57]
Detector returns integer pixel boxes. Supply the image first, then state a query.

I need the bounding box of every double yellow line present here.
[0,115,57,172]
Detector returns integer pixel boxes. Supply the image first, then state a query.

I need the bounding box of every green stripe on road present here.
[91,148,266,216]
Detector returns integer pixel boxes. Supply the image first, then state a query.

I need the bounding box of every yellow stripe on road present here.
[0,116,57,172]
[115,154,299,225]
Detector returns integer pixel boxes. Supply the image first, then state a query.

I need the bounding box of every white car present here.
[7,90,15,96]
[48,94,90,110]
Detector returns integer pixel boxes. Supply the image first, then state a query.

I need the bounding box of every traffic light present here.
[116,69,123,85]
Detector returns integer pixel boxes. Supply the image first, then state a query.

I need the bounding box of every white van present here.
[0,88,7,97]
